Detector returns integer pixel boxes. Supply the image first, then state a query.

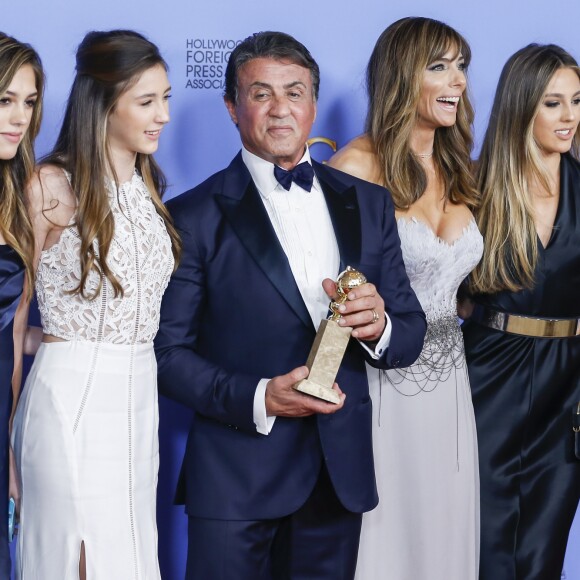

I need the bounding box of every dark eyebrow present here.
[283,81,307,90]
[249,82,273,90]
[432,56,464,64]
[545,90,580,98]
[248,81,307,91]
[4,90,38,98]
[135,86,172,99]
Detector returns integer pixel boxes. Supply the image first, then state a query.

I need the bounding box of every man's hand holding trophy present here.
[294,266,368,404]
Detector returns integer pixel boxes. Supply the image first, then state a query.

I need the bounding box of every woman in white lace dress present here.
[11,30,181,579]
[329,17,481,579]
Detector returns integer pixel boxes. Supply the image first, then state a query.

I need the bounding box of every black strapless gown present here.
[0,244,24,577]
[463,153,580,580]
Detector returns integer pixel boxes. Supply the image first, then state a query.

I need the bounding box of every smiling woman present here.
[0,31,43,580]
[464,43,580,580]
[10,29,180,580]
[107,64,171,162]
[0,66,37,160]
[532,68,580,160]
[329,16,482,580]
[416,50,466,133]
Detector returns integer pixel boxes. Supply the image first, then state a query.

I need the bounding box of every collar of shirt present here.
[241,146,322,199]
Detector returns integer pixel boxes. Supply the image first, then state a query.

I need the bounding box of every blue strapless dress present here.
[0,244,24,577]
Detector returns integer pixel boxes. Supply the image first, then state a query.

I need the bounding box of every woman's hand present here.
[457,295,475,321]
[24,325,43,356]
[8,445,20,517]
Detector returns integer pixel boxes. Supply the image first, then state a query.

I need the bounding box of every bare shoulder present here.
[447,201,476,224]
[328,135,383,185]
[27,164,76,225]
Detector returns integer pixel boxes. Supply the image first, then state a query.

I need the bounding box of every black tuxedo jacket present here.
[155,153,426,519]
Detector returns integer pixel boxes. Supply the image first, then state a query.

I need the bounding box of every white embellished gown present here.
[12,173,173,579]
[356,217,483,580]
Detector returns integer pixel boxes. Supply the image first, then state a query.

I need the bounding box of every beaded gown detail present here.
[356,217,482,580]
[12,172,173,580]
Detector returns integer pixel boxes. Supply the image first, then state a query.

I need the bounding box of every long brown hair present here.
[0,32,44,297]
[471,44,580,294]
[43,29,181,299]
[366,17,477,209]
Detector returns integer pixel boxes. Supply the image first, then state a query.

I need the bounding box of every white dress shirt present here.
[241,146,391,434]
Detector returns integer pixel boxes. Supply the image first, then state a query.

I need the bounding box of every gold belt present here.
[472,306,580,338]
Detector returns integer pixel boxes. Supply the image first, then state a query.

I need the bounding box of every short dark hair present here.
[224,31,320,103]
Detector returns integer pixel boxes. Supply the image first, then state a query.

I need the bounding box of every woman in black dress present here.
[463,43,580,579]
[0,32,43,576]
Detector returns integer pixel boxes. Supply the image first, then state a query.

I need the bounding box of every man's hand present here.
[322,278,386,342]
[265,366,345,417]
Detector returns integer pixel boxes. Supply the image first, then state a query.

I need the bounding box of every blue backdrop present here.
[3,0,579,578]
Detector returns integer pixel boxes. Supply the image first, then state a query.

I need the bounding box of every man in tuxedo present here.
[155,31,426,579]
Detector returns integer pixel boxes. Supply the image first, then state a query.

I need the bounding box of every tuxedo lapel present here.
[313,161,362,272]
[214,154,313,330]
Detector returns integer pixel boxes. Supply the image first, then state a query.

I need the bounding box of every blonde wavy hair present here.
[366,17,478,209]
[43,30,181,299]
[470,44,580,294]
[0,32,44,298]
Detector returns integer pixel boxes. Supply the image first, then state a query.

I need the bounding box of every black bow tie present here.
[273,161,315,192]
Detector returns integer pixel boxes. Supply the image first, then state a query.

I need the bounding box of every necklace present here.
[412,150,433,159]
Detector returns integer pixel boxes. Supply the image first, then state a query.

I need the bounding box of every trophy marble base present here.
[294,319,352,404]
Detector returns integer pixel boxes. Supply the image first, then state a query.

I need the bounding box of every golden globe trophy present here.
[294,266,367,404]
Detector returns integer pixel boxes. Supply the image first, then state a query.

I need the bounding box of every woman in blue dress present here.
[0,32,43,576]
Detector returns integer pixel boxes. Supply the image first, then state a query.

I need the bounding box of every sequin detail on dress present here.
[356,216,483,580]
[382,218,483,395]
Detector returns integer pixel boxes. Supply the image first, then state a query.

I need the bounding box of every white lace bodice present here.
[397,217,483,323]
[36,173,174,344]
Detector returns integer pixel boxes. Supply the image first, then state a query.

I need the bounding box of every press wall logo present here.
[185,39,242,89]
